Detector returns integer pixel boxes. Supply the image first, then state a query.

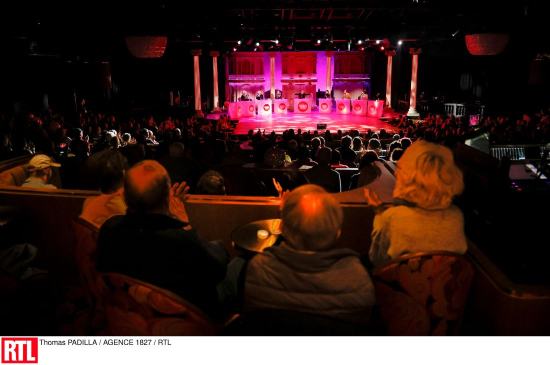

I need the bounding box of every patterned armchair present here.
[97,273,219,336]
[371,251,474,335]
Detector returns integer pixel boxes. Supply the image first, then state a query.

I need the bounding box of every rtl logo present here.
[321,103,328,110]
[263,104,270,111]
[338,103,345,111]
[354,104,362,112]
[249,105,255,113]
[2,338,38,363]
[298,102,308,112]
[279,104,286,110]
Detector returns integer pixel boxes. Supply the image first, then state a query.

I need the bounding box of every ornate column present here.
[325,51,334,93]
[210,51,221,113]
[384,50,396,112]
[191,49,203,118]
[407,48,422,118]
[223,54,230,103]
[268,52,277,100]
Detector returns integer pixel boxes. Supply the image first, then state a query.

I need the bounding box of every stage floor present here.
[215,110,401,136]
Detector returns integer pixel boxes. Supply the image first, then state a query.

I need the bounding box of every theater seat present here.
[222,309,369,336]
[97,273,219,336]
[71,218,101,307]
[0,165,29,186]
[371,251,474,335]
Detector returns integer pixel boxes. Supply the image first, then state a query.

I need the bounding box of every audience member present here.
[287,147,317,170]
[159,142,201,192]
[366,140,467,267]
[243,185,375,325]
[304,147,341,193]
[96,160,229,319]
[80,149,128,228]
[21,155,60,189]
[196,170,226,195]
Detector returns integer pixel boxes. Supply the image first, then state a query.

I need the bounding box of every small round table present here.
[231,219,282,253]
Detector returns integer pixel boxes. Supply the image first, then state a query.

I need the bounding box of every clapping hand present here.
[273,178,290,210]
[169,182,190,224]
[364,188,384,213]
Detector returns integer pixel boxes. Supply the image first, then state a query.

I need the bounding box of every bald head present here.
[281,184,343,251]
[124,160,171,214]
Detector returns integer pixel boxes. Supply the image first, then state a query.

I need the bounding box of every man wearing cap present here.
[21,154,61,189]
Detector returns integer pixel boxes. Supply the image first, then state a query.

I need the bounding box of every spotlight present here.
[237,40,242,45]
[256,42,260,46]
[233,48,237,51]
[380,46,385,51]
[452,30,460,37]
[376,40,380,44]
[274,40,278,43]
[358,40,362,44]
[398,40,403,45]
[317,39,321,44]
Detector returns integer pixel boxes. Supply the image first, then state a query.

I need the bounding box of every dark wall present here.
[0,33,544,119]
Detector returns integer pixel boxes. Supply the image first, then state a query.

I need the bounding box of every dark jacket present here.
[244,244,375,325]
[97,212,228,319]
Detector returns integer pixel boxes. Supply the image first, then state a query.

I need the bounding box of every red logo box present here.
[297,102,308,112]
[2,338,38,363]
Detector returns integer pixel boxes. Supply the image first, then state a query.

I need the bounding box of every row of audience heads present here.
[87,139,463,252]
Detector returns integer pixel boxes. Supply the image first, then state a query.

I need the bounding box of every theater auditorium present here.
[0,0,549,336]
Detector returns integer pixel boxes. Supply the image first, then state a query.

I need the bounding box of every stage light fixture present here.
[380,46,385,50]
[256,42,260,46]
[237,40,242,45]
[398,40,403,45]
[233,48,237,51]
[358,40,362,44]
[376,40,380,44]
[317,39,321,43]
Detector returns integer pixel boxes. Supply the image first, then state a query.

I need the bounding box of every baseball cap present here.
[28,154,61,172]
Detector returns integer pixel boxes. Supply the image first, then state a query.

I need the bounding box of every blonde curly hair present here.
[393,140,464,210]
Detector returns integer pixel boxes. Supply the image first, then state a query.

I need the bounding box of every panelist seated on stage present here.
[358,90,368,100]
[325,89,331,99]
[275,90,283,99]
[255,91,264,100]
[342,89,351,99]
[240,91,250,101]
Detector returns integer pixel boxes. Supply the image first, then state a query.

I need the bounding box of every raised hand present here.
[364,188,383,213]
[169,182,190,224]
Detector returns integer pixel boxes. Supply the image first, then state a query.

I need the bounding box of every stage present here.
[208,110,402,136]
